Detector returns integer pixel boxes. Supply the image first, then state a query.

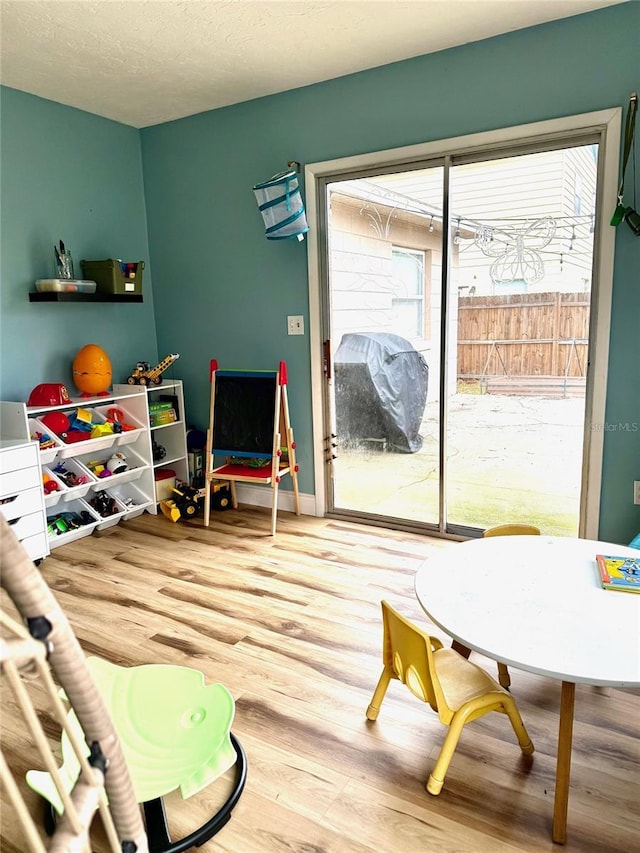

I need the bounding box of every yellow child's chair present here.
[367,601,534,795]
[482,523,541,538]
[487,523,541,687]
[452,524,542,687]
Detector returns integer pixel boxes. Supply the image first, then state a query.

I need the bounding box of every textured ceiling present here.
[0,0,625,128]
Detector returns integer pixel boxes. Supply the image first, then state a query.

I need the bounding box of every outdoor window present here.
[391,248,425,338]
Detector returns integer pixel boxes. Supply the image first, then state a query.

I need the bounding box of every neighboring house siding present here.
[329,192,445,349]
[330,228,391,336]
[371,147,597,295]
[329,192,455,400]
[328,141,597,402]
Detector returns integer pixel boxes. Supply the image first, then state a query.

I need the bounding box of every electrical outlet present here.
[634,481,640,505]
[287,315,304,336]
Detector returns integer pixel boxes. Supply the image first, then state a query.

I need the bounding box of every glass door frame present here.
[305,108,621,540]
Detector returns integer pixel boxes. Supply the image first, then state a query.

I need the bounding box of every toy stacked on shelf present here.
[149,401,177,427]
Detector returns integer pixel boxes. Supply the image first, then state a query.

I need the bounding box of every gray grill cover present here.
[334,333,428,453]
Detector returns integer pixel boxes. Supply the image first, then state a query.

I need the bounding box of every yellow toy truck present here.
[160,481,231,523]
[127,353,180,386]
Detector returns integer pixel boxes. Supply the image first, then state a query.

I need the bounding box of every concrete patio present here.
[333,393,584,535]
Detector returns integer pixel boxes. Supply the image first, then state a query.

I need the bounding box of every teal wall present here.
[1,4,638,541]
[0,87,158,400]
[141,2,639,541]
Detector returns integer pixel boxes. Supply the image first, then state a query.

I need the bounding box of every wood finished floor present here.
[1,508,639,853]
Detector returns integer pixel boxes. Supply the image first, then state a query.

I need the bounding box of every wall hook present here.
[287,160,301,173]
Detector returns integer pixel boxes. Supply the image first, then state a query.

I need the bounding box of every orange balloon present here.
[72,344,112,395]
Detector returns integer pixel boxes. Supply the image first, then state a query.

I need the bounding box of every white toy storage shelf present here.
[28,384,158,550]
[1,380,188,554]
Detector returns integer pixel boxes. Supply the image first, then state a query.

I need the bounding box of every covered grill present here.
[334,333,429,453]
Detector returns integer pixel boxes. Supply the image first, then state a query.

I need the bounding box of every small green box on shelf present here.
[81,259,144,296]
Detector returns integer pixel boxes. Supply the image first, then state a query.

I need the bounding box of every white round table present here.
[414,535,640,843]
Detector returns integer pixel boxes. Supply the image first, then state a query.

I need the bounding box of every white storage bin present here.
[41,465,67,508]
[49,458,97,502]
[28,418,63,464]
[107,482,152,519]
[36,278,96,294]
[46,498,100,546]
[93,405,146,448]
[78,447,147,491]
[56,408,118,458]
[87,489,128,530]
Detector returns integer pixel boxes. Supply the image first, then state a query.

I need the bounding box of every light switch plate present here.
[287,315,304,335]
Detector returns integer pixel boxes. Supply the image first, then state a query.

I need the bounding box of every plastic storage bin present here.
[28,418,63,464]
[41,465,68,508]
[50,458,97,502]
[93,405,145,447]
[154,468,176,502]
[35,279,96,294]
[52,408,118,458]
[46,498,100,546]
[106,482,152,520]
[87,489,128,530]
[78,447,146,490]
[80,259,144,296]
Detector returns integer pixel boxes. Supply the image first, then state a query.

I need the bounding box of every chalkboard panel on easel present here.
[205,360,300,536]
[211,371,278,458]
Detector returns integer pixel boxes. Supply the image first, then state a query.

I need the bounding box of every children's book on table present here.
[595,554,640,593]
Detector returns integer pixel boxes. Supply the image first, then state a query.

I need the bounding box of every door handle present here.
[323,339,332,380]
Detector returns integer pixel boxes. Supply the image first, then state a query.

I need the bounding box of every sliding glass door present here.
[325,166,444,526]
[320,137,601,537]
[445,148,596,533]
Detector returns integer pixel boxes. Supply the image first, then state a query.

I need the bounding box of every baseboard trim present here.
[234,484,317,516]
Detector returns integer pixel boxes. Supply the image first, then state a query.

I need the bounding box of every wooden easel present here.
[204,360,300,535]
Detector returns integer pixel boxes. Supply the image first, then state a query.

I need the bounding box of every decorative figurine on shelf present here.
[72,344,112,397]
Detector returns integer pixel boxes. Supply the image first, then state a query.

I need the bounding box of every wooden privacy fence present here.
[457,292,590,396]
